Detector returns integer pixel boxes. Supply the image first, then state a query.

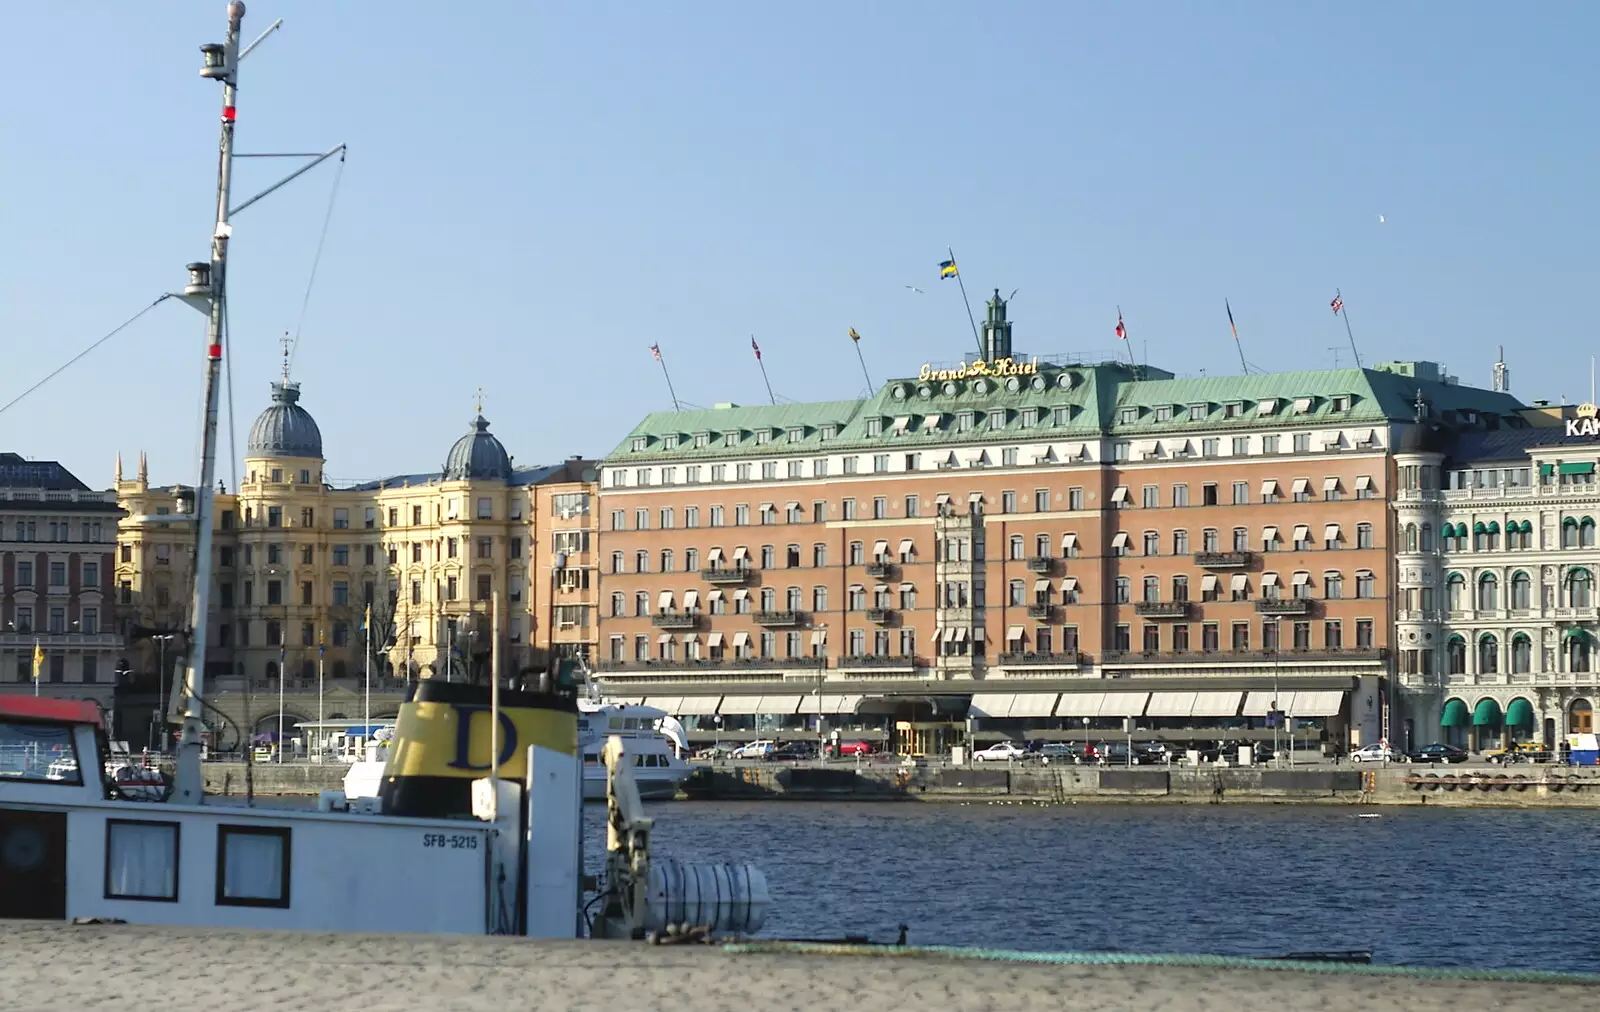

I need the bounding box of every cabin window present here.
[0,720,81,784]
[104,819,179,902]
[215,825,291,908]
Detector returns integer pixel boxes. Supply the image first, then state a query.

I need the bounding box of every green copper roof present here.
[603,359,1527,464]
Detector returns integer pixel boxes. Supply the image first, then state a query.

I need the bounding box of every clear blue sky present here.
[2,2,1595,488]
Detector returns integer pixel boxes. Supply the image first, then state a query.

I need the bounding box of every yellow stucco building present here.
[115,378,597,740]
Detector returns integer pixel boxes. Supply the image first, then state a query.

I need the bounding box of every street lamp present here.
[150,634,177,754]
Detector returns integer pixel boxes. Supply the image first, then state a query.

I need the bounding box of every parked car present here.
[1349,743,1408,764]
[973,742,1029,762]
[834,740,876,757]
[1036,743,1078,764]
[1093,742,1147,766]
[769,742,818,761]
[1486,742,1553,764]
[691,743,735,761]
[1408,743,1469,764]
[729,740,777,760]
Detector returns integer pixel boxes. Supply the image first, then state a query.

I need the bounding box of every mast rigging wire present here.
[0,294,172,419]
[287,149,346,376]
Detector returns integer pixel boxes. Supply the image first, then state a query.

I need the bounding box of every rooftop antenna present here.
[474,386,485,415]
[1492,345,1510,393]
[279,332,292,383]
[1328,347,1343,369]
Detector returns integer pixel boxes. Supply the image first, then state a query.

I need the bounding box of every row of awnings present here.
[968,690,1347,719]
[656,630,832,648]
[1110,477,1374,504]
[614,694,865,716]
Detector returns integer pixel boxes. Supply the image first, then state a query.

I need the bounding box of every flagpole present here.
[752,336,776,405]
[1334,289,1363,369]
[317,634,325,762]
[1226,299,1249,375]
[651,345,681,410]
[363,604,371,753]
[850,329,874,391]
[948,246,985,359]
[278,645,285,763]
[1116,306,1136,371]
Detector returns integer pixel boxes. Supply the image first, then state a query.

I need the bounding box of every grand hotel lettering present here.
[1566,403,1600,437]
[916,357,1041,383]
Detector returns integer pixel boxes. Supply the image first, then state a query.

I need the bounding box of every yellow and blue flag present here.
[31,640,43,681]
[939,259,958,280]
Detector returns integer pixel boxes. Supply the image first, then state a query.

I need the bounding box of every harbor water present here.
[588,801,1599,973]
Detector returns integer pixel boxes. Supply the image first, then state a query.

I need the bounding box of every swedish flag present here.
[939,259,958,280]
[31,640,43,681]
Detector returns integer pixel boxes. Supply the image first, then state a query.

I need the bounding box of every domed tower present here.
[1393,392,1451,740]
[443,413,512,482]
[246,379,325,484]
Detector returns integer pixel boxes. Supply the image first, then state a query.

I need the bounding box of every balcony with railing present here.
[1026,603,1056,620]
[1100,646,1387,665]
[701,567,752,585]
[650,612,699,630]
[755,610,802,627]
[1133,601,1190,619]
[596,655,825,673]
[996,651,1084,668]
[1255,598,1313,616]
[1194,551,1253,569]
[1025,557,1055,574]
[866,608,895,624]
[864,561,895,579]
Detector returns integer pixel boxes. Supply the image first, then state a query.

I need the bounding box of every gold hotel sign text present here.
[917,357,1040,383]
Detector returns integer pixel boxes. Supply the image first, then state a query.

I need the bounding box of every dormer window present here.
[1020,408,1037,428]
[723,430,739,447]
[866,418,883,437]
[694,431,710,448]
[820,425,837,440]
[663,434,679,450]
[630,437,648,452]
[787,426,804,442]
[755,429,771,444]
[1330,396,1352,413]
[1188,403,1207,421]
[987,409,1006,430]
[1257,398,1279,415]
[1052,406,1071,425]
[956,411,975,432]
[1119,407,1138,424]
[1293,396,1314,414]
[1153,405,1173,422]
[1224,402,1243,418]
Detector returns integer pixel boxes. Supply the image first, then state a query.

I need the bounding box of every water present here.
[590,801,1600,973]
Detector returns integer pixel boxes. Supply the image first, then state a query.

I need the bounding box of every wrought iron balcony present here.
[1255,598,1312,616]
[755,610,802,627]
[1025,557,1055,574]
[866,608,895,624]
[596,656,825,673]
[997,651,1084,667]
[1099,647,1387,665]
[838,654,921,669]
[1133,601,1190,618]
[701,567,752,585]
[650,612,699,630]
[1026,603,1055,620]
[865,561,895,579]
[1193,551,1253,568]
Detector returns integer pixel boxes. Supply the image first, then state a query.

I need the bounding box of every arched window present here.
[1570,635,1592,674]
[265,660,280,683]
[1404,524,1418,552]
[1420,524,1434,552]
[1563,517,1579,549]
[1570,569,1593,609]
[1447,636,1467,675]
[1008,535,1024,560]
[1477,573,1498,612]
[1446,574,1466,612]
[1584,518,1597,548]
[1142,575,1160,603]
[1474,522,1489,551]
[1511,634,1532,674]
[1478,633,1499,674]
[1511,571,1531,610]
[1487,521,1500,550]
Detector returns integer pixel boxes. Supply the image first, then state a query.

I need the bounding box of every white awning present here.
[968,491,985,504]
[1111,486,1129,504]
[1257,398,1278,415]
[644,696,682,714]
[1293,525,1310,542]
[1243,691,1285,716]
[1258,573,1278,589]
[899,539,915,556]
[1290,690,1346,717]
[1033,579,1050,593]
[1111,532,1130,549]
[1098,692,1149,717]
[684,590,699,609]
[707,547,724,563]
[873,540,889,558]
[1260,479,1278,497]
[1062,533,1078,551]
[786,501,801,510]
[657,633,673,645]
[797,694,862,715]
[874,583,889,593]
[1292,571,1311,585]
[899,581,916,591]
[731,631,750,648]
[718,694,803,715]
[1324,524,1341,541]
[968,693,1016,718]
[810,629,827,646]
[1146,691,1198,717]
[1061,577,1079,594]
[921,413,941,430]
[1230,573,1248,592]
[956,627,970,643]
[1190,691,1243,717]
[1262,526,1278,543]
[1200,574,1218,592]
[1294,396,1314,413]
[1006,625,1026,642]
[1010,693,1058,717]
[930,626,945,643]
[657,590,674,610]
[1292,478,1310,494]
[675,696,722,715]
[1323,477,1341,492]
[732,546,749,562]
[1356,475,1374,491]
[972,627,984,643]
[942,628,959,644]
[706,632,724,648]
[934,493,951,506]
[707,589,724,603]
[1051,693,1101,717]
[735,589,753,603]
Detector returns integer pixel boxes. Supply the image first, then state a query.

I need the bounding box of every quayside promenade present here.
[1,921,1589,1012]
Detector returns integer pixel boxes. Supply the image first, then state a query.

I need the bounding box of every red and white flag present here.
[1115,311,1127,341]
[751,336,762,361]
[1330,295,1343,315]
[650,344,662,361]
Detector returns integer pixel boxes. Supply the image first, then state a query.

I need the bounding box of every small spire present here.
[137,451,148,483]
[115,453,123,483]
[474,387,485,416]
[1414,388,1427,422]
[280,333,293,384]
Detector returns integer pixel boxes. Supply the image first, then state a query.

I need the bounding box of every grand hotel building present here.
[593,293,1527,753]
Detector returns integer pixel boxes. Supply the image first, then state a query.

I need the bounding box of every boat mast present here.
[173,1,245,806]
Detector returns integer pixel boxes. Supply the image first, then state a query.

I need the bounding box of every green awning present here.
[1564,516,1579,526]
[1487,521,1500,533]
[1474,522,1487,534]
[1505,698,1535,729]
[1559,462,1595,476]
[1564,628,1591,643]
[1441,698,1470,728]
[1540,463,1555,477]
[1447,633,1466,646]
[1472,698,1503,727]
[1585,516,1597,526]
[1520,520,1534,533]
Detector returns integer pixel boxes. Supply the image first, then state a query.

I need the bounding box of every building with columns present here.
[114,377,597,747]
[1392,401,1600,752]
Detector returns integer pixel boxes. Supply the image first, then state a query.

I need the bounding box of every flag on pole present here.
[31,639,43,681]
[938,259,958,280]
[649,344,662,361]
[1330,294,1344,315]
[848,327,861,343]
[1226,300,1240,342]
[1115,311,1127,341]
[363,602,371,631]
[751,337,762,361]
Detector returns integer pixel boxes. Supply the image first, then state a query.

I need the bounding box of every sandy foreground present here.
[0,920,1580,1011]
